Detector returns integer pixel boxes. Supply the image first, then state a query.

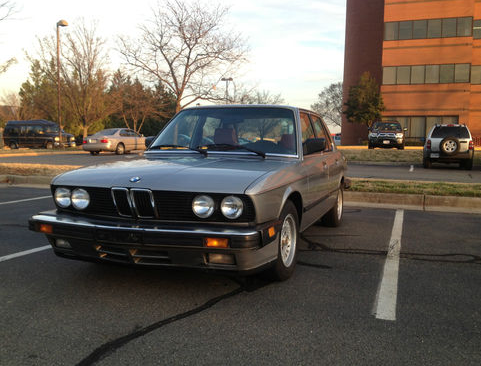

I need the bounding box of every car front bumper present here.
[369,137,404,147]
[29,211,278,274]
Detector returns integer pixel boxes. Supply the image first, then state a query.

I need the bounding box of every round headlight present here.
[221,196,244,219]
[192,195,214,218]
[54,187,71,208]
[71,188,90,210]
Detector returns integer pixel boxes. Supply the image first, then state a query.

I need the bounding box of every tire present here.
[115,143,125,155]
[440,136,459,156]
[321,186,344,227]
[9,141,18,149]
[423,157,432,169]
[270,200,299,281]
[90,151,100,156]
[368,144,374,149]
[398,144,404,150]
[461,159,473,170]
[45,141,53,149]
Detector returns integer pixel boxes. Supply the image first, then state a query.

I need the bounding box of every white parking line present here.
[0,245,51,263]
[0,196,51,205]
[409,165,414,172]
[373,209,404,321]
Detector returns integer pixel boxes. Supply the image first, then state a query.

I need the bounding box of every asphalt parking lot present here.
[1,186,480,365]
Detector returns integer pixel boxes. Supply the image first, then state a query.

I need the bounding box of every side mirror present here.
[303,138,326,155]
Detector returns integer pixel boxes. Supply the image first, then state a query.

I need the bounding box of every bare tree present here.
[29,20,113,137]
[0,91,21,120]
[0,1,18,75]
[118,0,248,112]
[311,82,343,127]
[233,87,285,105]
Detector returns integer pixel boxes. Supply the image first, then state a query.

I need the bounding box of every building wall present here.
[342,0,481,144]
[341,0,385,145]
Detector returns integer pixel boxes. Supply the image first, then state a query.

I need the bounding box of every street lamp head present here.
[221,77,233,81]
[57,19,68,27]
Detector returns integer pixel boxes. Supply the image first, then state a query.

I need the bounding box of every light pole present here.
[221,77,233,104]
[56,19,68,148]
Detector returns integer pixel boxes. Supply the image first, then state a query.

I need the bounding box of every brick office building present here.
[342,0,481,145]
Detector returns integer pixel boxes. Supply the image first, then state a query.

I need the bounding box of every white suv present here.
[423,124,474,170]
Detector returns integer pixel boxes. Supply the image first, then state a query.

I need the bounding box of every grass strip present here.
[341,149,481,164]
[0,163,80,177]
[350,178,481,197]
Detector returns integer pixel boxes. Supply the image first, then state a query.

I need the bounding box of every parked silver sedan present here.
[30,105,347,280]
[82,128,146,155]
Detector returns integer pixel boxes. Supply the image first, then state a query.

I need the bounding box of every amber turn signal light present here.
[268,226,276,238]
[39,224,53,234]
[204,238,229,248]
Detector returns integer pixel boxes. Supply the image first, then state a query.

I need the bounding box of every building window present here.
[442,18,457,37]
[399,21,413,40]
[411,65,425,84]
[455,64,470,83]
[440,64,455,83]
[385,22,398,41]
[383,67,397,85]
[425,65,440,83]
[457,17,472,37]
[427,19,442,38]
[413,20,427,39]
[397,66,411,84]
[474,20,481,39]
[471,66,481,84]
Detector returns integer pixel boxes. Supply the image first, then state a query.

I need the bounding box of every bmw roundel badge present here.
[130,176,141,183]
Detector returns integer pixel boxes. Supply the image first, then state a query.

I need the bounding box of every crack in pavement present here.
[76,276,273,366]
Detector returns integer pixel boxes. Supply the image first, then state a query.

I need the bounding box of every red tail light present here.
[426,139,431,149]
[469,140,474,150]
[100,138,109,143]
[83,139,87,144]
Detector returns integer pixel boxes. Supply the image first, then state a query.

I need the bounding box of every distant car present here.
[82,128,146,155]
[29,105,347,281]
[2,120,76,149]
[423,124,474,170]
[368,121,406,149]
[144,136,156,148]
[332,133,341,145]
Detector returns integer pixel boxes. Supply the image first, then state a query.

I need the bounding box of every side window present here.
[310,115,332,151]
[119,130,128,137]
[300,112,315,142]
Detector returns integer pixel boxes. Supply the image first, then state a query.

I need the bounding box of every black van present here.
[2,120,76,149]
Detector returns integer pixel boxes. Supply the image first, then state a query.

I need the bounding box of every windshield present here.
[150,107,297,155]
[373,122,402,131]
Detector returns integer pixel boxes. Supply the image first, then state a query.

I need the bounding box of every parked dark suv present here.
[3,120,76,149]
[423,124,474,170]
[368,121,405,149]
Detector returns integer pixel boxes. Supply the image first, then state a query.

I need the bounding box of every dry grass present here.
[350,178,481,197]
[0,163,80,177]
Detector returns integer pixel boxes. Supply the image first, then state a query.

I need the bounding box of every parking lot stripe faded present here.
[0,245,51,263]
[0,196,51,205]
[373,209,404,321]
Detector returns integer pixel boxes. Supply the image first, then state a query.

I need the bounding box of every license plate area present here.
[430,153,439,158]
[383,140,390,144]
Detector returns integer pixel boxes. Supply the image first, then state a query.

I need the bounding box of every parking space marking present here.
[0,196,51,205]
[373,209,404,321]
[0,245,51,263]
[409,165,414,172]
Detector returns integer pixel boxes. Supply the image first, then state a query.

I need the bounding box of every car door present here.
[299,112,331,229]
[310,114,342,196]
[119,129,133,151]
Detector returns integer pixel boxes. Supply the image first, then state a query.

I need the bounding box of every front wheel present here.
[45,141,53,149]
[270,200,299,281]
[321,186,343,227]
[9,141,18,149]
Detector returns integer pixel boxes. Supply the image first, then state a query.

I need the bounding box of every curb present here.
[345,191,481,214]
[0,150,86,158]
[0,174,53,185]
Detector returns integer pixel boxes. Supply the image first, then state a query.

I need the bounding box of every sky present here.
[0,0,346,112]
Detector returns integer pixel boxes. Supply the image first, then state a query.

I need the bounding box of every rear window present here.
[431,126,470,138]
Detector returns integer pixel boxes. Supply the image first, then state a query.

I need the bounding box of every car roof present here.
[7,119,57,125]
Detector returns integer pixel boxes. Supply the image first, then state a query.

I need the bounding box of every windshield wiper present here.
[197,144,266,158]
[149,144,207,157]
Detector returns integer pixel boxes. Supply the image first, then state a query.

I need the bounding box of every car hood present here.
[52,155,297,194]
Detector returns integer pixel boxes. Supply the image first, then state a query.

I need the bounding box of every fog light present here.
[204,238,229,248]
[207,253,235,265]
[39,223,53,234]
[55,239,71,248]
